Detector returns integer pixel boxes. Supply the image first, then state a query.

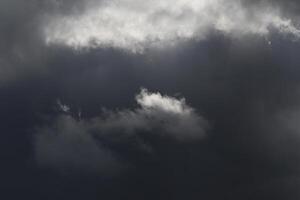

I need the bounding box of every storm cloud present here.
[1,0,300,199]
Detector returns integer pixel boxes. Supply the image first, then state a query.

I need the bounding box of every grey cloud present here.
[0,0,47,83]
[35,115,122,174]
[34,88,208,173]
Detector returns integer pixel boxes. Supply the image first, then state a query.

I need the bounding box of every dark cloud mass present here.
[1,0,300,199]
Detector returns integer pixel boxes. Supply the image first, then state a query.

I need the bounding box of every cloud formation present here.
[98,88,208,140]
[34,88,208,173]
[44,0,300,52]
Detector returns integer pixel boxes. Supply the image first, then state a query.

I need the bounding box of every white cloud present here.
[44,0,300,53]
[34,88,208,173]
[136,88,190,114]
[96,88,208,140]
[57,99,70,113]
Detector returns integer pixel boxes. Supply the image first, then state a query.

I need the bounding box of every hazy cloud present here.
[34,88,208,173]
[35,115,122,174]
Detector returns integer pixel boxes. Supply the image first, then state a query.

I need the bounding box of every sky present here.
[1,0,300,199]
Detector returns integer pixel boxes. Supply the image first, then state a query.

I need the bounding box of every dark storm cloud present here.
[1,0,300,199]
[34,89,208,173]
[1,33,300,200]
[1,33,300,199]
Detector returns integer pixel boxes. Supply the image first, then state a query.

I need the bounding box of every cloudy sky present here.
[1,0,300,199]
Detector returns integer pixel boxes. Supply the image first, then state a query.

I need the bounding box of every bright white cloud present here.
[137,88,191,114]
[44,0,300,52]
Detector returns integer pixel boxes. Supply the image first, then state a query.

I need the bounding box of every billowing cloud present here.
[44,0,300,52]
[98,88,208,140]
[34,88,208,173]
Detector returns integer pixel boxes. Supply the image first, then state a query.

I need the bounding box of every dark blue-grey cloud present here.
[1,0,300,199]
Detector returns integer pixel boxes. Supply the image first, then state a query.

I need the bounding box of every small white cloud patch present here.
[57,99,70,113]
[136,88,190,114]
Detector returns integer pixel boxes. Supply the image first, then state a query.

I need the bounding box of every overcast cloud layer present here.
[44,0,300,52]
[2,0,300,199]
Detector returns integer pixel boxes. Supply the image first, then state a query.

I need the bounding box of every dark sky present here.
[1,0,300,199]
